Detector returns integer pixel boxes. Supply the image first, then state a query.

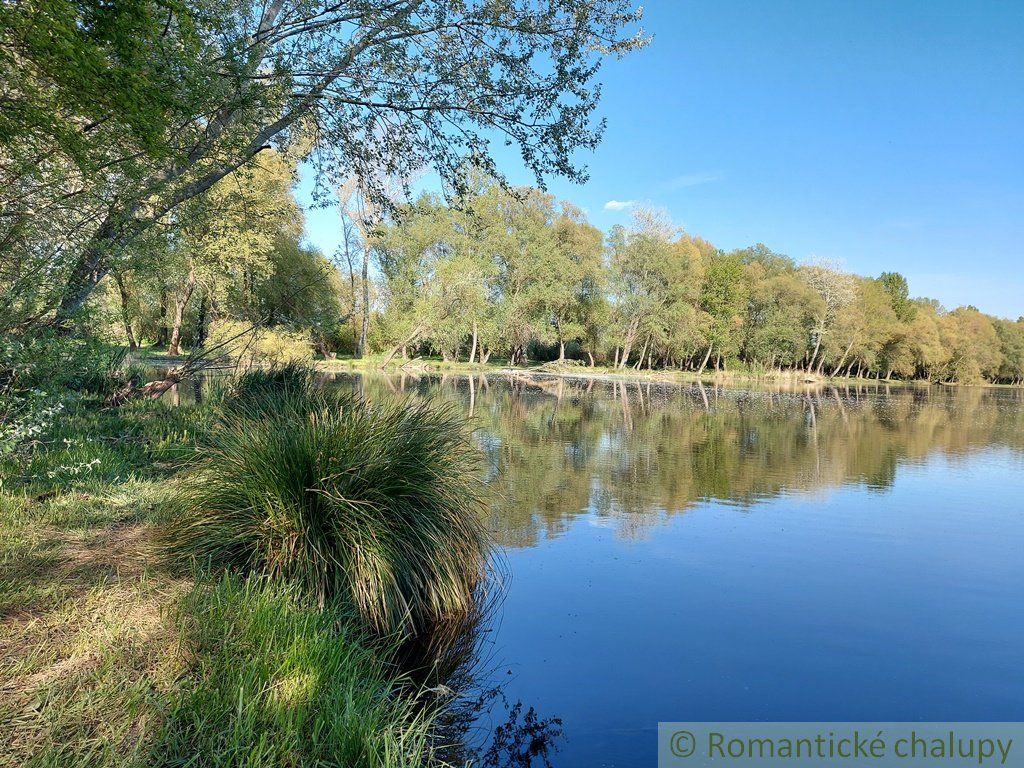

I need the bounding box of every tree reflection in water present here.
[344,372,1024,549]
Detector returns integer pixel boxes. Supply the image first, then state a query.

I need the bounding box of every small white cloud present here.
[664,170,721,190]
[604,199,637,211]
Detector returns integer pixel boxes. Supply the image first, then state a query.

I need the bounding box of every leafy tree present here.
[877,271,916,322]
[3,0,645,324]
[737,248,815,370]
[994,318,1024,384]
[801,260,856,374]
[547,204,605,360]
[942,307,1003,383]
[698,250,747,371]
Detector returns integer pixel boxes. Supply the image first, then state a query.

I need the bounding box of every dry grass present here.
[0,488,187,768]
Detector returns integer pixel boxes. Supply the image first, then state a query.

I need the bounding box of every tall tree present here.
[2,0,646,325]
[801,260,856,374]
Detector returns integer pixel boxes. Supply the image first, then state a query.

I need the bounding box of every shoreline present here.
[138,354,1024,393]
[136,349,1022,390]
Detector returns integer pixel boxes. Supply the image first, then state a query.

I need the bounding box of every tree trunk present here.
[831,340,854,376]
[807,323,825,373]
[619,318,639,370]
[112,270,137,351]
[156,288,169,347]
[469,320,478,364]
[588,350,595,367]
[633,333,650,370]
[558,338,565,362]
[53,215,125,324]
[357,244,370,358]
[196,293,208,349]
[381,324,426,368]
[167,266,197,356]
[696,343,714,376]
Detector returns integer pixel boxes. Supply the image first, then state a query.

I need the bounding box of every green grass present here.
[151,574,436,768]
[0,482,185,768]
[2,358,488,767]
[1,394,213,500]
[162,374,490,636]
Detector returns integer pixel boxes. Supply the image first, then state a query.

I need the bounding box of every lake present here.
[335,373,1024,767]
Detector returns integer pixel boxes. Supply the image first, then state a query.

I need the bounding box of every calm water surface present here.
[179,372,1024,766]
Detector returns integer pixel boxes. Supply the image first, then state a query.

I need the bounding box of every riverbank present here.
[138,346,1022,390]
[298,354,978,390]
[0,372,456,766]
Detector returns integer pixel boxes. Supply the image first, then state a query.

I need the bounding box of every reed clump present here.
[163,366,490,637]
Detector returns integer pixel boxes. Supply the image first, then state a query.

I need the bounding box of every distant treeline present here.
[8,151,1020,386]
[8,141,1015,385]
[366,177,1023,385]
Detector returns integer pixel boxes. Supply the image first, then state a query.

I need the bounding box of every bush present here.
[0,328,136,397]
[206,320,313,365]
[153,574,436,767]
[162,377,489,636]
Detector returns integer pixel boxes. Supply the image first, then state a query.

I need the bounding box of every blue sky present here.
[302,0,1024,318]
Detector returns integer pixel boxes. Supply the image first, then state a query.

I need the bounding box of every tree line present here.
[10,154,1023,387]
[363,176,1024,385]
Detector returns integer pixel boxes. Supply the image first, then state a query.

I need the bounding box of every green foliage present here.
[1,329,133,396]
[0,0,203,159]
[3,0,645,324]
[206,320,313,365]
[1,389,211,498]
[161,375,489,634]
[372,192,1020,383]
[225,362,319,408]
[877,271,916,322]
[152,573,435,768]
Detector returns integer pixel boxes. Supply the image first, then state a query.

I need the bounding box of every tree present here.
[942,307,1003,383]
[160,151,302,354]
[995,318,1024,384]
[736,247,815,371]
[830,277,898,378]
[546,204,605,360]
[800,260,856,374]
[5,0,645,325]
[608,208,685,370]
[698,250,746,371]
[877,271,916,322]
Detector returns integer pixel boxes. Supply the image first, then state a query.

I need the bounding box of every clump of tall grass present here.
[225,361,319,407]
[153,573,436,767]
[162,374,489,636]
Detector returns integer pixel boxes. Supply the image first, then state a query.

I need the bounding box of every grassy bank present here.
[0,359,483,766]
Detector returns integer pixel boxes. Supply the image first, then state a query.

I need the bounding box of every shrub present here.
[0,328,135,397]
[206,320,313,365]
[153,574,436,767]
[162,380,489,636]
[225,361,320,409]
